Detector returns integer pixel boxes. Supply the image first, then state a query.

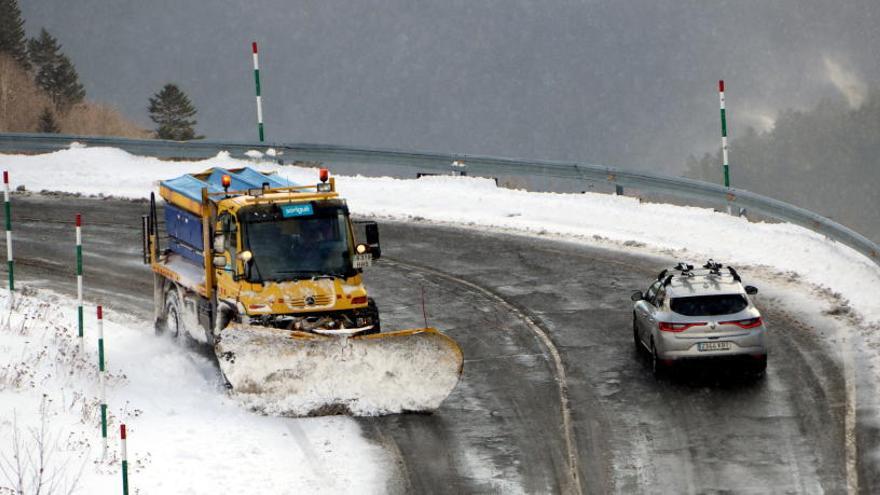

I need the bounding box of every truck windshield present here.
[243,208,353,281]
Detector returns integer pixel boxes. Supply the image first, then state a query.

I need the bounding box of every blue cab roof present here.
[160,167,295,203]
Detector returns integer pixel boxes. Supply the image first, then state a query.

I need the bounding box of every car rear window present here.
[670,294,748,316]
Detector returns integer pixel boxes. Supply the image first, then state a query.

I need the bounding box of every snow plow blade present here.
[215,325,463,416]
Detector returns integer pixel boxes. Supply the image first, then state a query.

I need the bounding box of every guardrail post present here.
[615,185,624,196]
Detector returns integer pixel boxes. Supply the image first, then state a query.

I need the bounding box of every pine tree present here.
[148,84,200,140]
[37,106,60,133]
[28,29,85,112]
[0,0,29,70]
[35,54,85,111]
[27,28,60,69]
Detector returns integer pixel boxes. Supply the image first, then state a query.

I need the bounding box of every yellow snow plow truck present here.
[142,167,462,416]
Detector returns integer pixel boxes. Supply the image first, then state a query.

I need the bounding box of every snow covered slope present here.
[0,288,390,493]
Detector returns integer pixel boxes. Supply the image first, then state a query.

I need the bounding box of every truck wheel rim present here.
[168,307,180,337]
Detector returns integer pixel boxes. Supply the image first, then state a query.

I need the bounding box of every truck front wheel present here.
[364,298,381,335]
[158,290,184,340]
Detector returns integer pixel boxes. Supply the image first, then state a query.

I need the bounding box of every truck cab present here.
[145,167,382,343]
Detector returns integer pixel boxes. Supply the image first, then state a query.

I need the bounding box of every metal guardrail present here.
[1,132,877,265]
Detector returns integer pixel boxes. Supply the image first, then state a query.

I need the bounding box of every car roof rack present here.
[662,260,743,286]
[703,259,724,275]
[673,262,695,276]
[727,266,742,282]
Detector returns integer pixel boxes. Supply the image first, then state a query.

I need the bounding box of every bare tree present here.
[0,398,85,495]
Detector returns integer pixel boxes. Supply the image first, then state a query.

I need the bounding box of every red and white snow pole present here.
[252,42,265,142]
[76,214,84,348]
[719,80,730,188]
[98,305,108,458]
[3,171,13,303]
[120,424,129,495]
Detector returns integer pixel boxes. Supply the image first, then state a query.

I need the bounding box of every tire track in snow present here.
[382,257,585,495]
[285,420,340,492]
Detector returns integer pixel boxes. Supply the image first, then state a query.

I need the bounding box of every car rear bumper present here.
[656,327,766,359]
[655,352,767,375]
[659,347,767,361]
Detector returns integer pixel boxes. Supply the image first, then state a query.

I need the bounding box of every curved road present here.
[4,194,864,494]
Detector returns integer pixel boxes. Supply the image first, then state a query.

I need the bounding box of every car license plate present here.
[698,341,731,352]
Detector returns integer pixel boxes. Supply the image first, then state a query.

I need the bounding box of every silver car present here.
[631,261,767,377]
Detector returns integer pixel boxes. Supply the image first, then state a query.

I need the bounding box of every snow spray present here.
[98,305,108,458]
[120,424,129,495]
[252,41,265,142]
[3,171,12,299]
[76,214,83,347]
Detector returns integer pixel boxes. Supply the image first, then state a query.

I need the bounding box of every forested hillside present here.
[0,0,145,137]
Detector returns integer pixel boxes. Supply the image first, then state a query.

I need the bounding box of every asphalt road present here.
[2,194,862,494]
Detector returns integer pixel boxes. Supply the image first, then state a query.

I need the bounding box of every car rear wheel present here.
[651,340,665,378]
[749,355,767,378]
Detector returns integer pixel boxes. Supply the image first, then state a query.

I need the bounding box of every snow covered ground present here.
[1,145,879,491]
[0,288,390,494]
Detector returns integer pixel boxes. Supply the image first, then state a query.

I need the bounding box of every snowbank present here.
[0,288,389,494]
[2,145,878,325]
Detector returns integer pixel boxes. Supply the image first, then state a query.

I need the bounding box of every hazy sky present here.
[18,0,880,173]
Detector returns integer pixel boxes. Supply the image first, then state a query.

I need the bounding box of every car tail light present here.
[658,321,705,332]
[350,296,368,305]
[722,317,763,329]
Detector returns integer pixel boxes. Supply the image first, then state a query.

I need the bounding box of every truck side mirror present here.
[630,291,644,302]
[745,285,758,295]
[365,223,381,259]
[365,223,379,244]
